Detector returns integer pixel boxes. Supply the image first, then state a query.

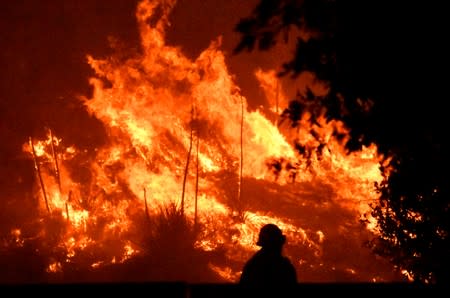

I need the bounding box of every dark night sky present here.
[1,1,139,151]
[1,0,448,162]
[1,0,448,202]
[0,0,299,156]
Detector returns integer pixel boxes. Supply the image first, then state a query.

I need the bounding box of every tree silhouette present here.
[234,0,449,283]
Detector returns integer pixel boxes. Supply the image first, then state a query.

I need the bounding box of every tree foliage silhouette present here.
[234,0,449,283]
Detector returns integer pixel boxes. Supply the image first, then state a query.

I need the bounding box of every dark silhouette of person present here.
[239,223,297,286]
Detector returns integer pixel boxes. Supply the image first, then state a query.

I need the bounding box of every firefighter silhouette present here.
[239,223,297,286]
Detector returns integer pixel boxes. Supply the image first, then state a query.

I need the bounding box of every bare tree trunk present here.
[29,137,50,213]
[194,126,199,230]
[144,187,150,222]
[238,96,244,211]
[49,129,62,194]
[181,107,194,216]
[275,81,279,126]
[66,191,71,222]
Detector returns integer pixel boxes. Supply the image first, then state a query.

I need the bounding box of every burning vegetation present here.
[1,0,403,283]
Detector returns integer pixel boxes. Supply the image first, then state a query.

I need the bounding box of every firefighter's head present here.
[256,224,286,249]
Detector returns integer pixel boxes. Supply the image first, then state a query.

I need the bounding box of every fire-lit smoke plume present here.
[9,0,401,283]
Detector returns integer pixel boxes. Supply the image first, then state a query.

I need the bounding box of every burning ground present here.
[1,0,404,283]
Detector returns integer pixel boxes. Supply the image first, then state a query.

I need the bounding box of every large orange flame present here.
[18,0,399,282]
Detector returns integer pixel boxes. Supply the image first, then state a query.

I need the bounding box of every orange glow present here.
[46,262,62,273]
[17,0,396,282]
[10,229,24,247]
[255,68,288,115]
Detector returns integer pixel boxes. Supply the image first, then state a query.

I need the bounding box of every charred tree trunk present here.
[29,137,50,213]
[49,128,62,194]
[238,96,244,213]
[144,187,150,222]
[181,107,194,216]
[66,191,71,223]
[275,81,279,126]
[194,124,199,230]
